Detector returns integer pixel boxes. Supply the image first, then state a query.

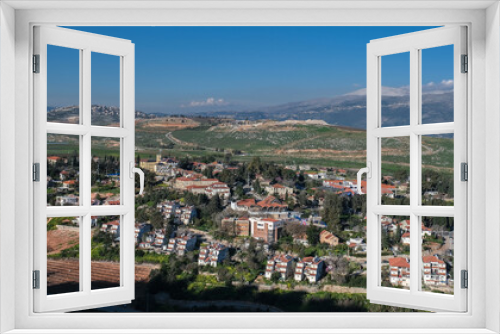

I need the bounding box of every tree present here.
[306,225,320,245]
[270,271,281,283]
[206,195,222,216]
[149,211,164,230]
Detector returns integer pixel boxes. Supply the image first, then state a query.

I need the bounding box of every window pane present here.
[92,52,120,127]
[47,134,80,207]
[381,52,410,127]
[91,137,120,206]
[381,215,410,290]
[421,45,454,124]
[92,216,121,290]
[422,134,454,206]
[47,45,80,124]
[381,137,409,205]
[47,216,80,295]
[421,216,454,294]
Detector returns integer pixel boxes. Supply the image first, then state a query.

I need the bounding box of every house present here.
[158,201,180,218]
[179,206,196,225]
[204,182,231,200]
[346,237,366,252]
[231,198,256,211]
[153,230,167,248]
[250,218,284,244]
[265,254,294,280]
[134,223,152,244]
[165,233,197,256]
[304,171,327,180]
[138,242,153,250]
[62,180,77,189]
[319,230,339,246]
[388,257,411,288]
[54,194,79,206]
[265,183,293,197]
[401,232,411,245]
[198,242,228,267]
[422,255,448,286]
[47,156,61,165]
[256,196,288,212]
[294,256,325,283]
[100,220,120,236]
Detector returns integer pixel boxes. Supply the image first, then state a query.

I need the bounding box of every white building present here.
[294,256,325,283]
[198,242,228,267]
[265,254,293,280]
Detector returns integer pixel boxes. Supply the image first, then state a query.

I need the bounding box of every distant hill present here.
[195,88,453,129]
[47,105,156,125]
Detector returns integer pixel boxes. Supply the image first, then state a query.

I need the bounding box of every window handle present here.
[130,162,145,195]
[357,162,371,195]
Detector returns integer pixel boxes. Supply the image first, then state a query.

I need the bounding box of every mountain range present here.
[48,85,453,129]
[194,87,453,129]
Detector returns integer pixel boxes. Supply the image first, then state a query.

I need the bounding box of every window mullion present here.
[409,47,420,294]
[81,48,92,294]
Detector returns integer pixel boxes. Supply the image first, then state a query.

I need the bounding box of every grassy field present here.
[47,121,454,172]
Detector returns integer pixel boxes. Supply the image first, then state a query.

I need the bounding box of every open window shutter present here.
[366,26,467,312]
[33,26,135,312]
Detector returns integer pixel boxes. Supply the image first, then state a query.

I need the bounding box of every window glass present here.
[47,45,80,124]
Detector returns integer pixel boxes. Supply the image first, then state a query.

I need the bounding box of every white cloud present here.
[181,97,229,108]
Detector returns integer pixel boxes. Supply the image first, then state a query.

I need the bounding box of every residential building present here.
[422,255,448,286]
[250,218,284,244]
[55,194,79,206]
[319,230,339,246]
[388,257,411,287]
[198,242,228,267]
[265,254,294,280]
[265,183,293,197]
[346,237,367,252]
[401,232,411,245]
[205,182,231,200]
[294,256,325,283]
[134,223,152,244]
[165,233,197,256]
[100,220,120,236]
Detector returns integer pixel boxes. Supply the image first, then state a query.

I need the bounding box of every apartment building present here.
[422,255,448,286]
[198,242,228,267]
[388,257,410,288]
[165,233,197,256]
[265,254,294,280]
[250,217,284,244]
[294,256,325,283]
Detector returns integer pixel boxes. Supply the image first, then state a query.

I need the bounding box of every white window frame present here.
[1,1,499,333]
[33,26,136,313]
[366,26,467,312]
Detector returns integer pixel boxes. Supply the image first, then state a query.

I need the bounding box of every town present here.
[46,138,455,311]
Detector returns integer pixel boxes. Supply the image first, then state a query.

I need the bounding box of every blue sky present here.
[48,26,452,114]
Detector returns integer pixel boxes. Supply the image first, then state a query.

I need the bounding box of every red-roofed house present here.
[401,232,411,245]
[319,230,339,246]
[389,257,410,287]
